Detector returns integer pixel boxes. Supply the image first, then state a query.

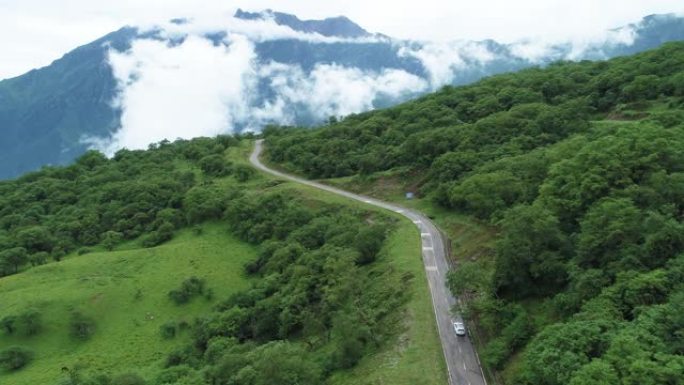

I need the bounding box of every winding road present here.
[250,140,487,385]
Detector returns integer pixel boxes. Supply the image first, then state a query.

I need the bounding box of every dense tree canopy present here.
[265,42,684,384]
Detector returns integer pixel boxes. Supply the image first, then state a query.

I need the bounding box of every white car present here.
[453,321,466,336]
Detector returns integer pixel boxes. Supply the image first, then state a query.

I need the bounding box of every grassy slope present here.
[232,141,447,385]
[0,223,256,384]
[0,141,446,385]
[328,221,446,385]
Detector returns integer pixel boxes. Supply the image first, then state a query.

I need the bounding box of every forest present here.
[264,42,684,384]
[0,136,421,385]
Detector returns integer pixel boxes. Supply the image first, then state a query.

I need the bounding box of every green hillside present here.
[0,224,255,384]
[0,140,443,384]
[264,42,684,384]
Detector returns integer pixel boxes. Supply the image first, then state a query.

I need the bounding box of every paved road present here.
[250,140,487,385]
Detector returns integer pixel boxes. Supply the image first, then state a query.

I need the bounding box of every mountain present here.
[263,41,684,385]
[1,11,684,179]
[234,8,371,38]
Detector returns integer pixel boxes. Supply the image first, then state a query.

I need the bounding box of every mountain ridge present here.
[1,11,683,179]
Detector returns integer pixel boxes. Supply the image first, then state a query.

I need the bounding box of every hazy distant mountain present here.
[234,9,372,38]
[0,10,683,179]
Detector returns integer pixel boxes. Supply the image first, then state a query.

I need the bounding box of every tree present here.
[233,164,255,182]
[0,247,28,275]
[250,342,322,385]
[183,185,227,224]
[101,231,124,251]
[576,198,643,271]
[494,204,569,298]
[354,225,386,265]
[199,154,230,176]
[521,321,614,385]
[16,226,54,253]
[568,359,619,385]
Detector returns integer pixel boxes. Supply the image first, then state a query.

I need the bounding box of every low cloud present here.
[91,14,423,154]
[86,10,661,155]
[398,41,497,87]
[97,33,256,155]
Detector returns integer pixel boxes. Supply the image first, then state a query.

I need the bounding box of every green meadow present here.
[0,223,255,384]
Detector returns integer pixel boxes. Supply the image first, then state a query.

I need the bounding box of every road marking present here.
[421,233,430,237]
[395,209,405,213]
[362,199,371,203]
[423,246,434,251]
[413,220,422,224]
[463,362,467,370]
[425,266,438,271]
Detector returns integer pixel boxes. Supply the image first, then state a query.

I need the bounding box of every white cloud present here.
[264,63,427,120]
[1,0,683,79]
[397,41,499,87]
[90,17,426,154]
[152,13,385,44]
[97,34,256,154]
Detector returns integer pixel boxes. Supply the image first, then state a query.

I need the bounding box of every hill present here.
[0,139,444,384]
[1,11,684,179]
[263,42,684,384]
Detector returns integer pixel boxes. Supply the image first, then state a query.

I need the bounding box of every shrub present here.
[77,247,92,256]
[233,164,255,182]
[18,309,42,336]
[168,277,207,305]
[0,347,33,371]
[0,315,17,335]
[199,155,231,177]
[70,311,96,340]
[160,322,177,339]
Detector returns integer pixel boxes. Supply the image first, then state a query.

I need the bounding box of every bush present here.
[77,247,93,256]
[199,155,231,177]
[0,315,17,335]
[70,311,96,340]
[18,309,42,336]
[233,164,255,182]
[0,347,33,371]
[160,322,177,339]
[168,277,207,305]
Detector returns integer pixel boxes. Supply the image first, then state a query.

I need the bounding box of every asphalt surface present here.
[250,140,487,385]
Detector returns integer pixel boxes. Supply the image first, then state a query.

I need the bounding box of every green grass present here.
[1,140,448,385]
[0,223,256,384]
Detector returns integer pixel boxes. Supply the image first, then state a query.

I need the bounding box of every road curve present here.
[250,140,487,385]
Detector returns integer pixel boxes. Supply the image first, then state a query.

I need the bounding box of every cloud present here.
[90,16,424,154]
[261,63,427,121]
[397,41,498,87]
[81,6,678,155]
[96,33,256,155]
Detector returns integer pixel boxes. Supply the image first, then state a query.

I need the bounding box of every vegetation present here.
[1,137,441,384]
[0,346,33,371]
[265,42,684,384]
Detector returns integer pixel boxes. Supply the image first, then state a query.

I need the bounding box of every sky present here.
[1,0,683,79]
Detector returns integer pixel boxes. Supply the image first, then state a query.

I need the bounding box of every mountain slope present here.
[263,42,684,384]
[0,139,444,384]
[1,11,684,179]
